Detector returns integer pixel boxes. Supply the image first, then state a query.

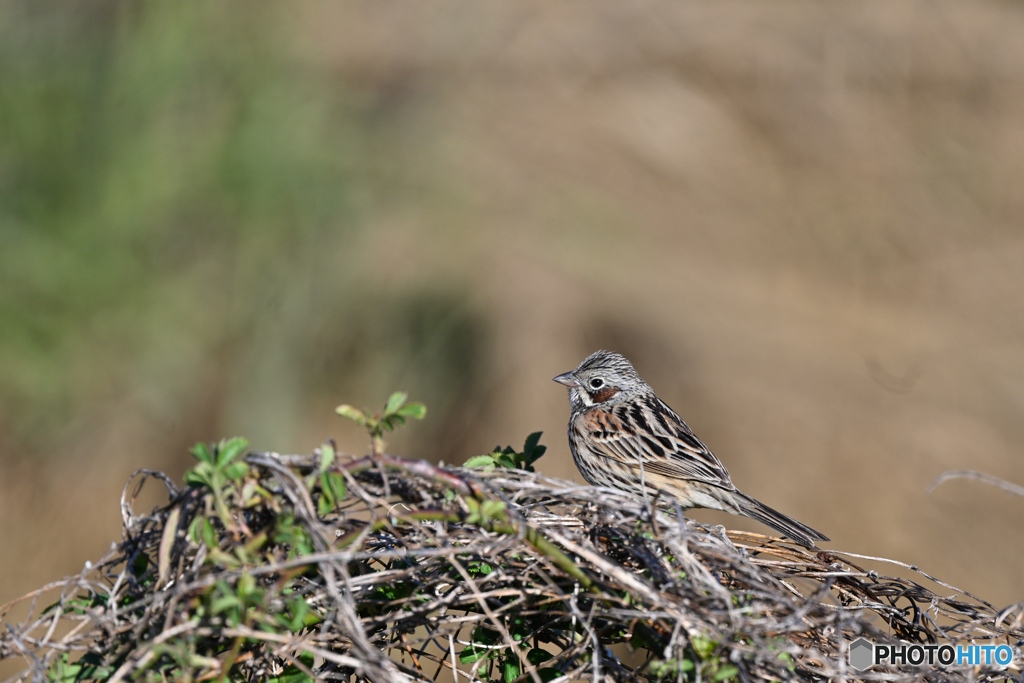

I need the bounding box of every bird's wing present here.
[581,395,736,490]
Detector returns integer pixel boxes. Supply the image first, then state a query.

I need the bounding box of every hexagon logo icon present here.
[849,638,874,671]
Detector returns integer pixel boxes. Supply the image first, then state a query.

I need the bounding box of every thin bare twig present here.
[1,451,1019,683]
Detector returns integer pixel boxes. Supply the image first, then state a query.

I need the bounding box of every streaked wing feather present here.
[603,431,645,463]
[585,396,735,490]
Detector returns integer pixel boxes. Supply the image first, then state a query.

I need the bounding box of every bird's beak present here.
[553,372,581,388]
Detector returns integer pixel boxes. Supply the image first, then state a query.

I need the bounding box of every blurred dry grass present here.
[2,0,1024,625]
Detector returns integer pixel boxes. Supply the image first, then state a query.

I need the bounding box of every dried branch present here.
[1,445,1019,683]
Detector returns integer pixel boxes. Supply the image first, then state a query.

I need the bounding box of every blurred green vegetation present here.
[0,3,483,459]
[4,0,1024,619]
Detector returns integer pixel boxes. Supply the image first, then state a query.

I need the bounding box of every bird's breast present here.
[577,407,628,439]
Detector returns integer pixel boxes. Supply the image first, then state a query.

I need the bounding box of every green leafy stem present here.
[335,391,426,456]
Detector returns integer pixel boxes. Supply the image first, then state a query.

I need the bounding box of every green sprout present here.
[463,432,546,472]
[336,391,426,456]
[184,437,250,530]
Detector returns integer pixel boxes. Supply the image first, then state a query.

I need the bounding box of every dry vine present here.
[1,431,1021,683]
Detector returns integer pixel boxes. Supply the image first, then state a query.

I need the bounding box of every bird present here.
[553,350,828,548]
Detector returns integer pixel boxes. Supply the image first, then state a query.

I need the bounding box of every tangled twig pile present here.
[1,429,1022,683]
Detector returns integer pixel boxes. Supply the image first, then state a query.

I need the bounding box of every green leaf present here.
[216,437,249,467]
[396,402,427,420]
[188,517,202,544]
[242,532,268,558]
[510,615,531,642]
[183,463,213,488]
[276,596,310,632]
[335,404,366,424]
[463,497,481,524]
[266,668,316,683]
[649,659,694,679]
[459,645,497,665]
[190,442,214,465]
[468,561,494,577]
[527,649,553,666]
[471,625,500,645]
[381,414,405,431]
[273,514,315,558]
[131,553,149,576]
[46,652,82,683]
[207,548,242,569]
[523,430,546,464]
[504,656,521,683]
[199,517,218,550]
[302,609,323,628]
[263,652,316,680]
[319,443,335,472]
[691,635,716,660]
[481,500,506,521]
[377,582,412,601]
[316,470,346,517]
[463,455,496,469]
[495,453,516,468]
[459,625,501,663]
[211,593,242,615]
[59,596,97,617]
[323,471,346,503]
[238,572,256,596]
[712,665,738,682]
[318,473,337,513]
[75,652,112,680]
[384,391,408,416]
[222,461,249,481]
[317,492,332,518]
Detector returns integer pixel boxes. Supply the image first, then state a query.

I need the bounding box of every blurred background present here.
[2,0,1023,611]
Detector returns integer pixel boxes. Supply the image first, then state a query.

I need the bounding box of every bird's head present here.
[553,350,650,410]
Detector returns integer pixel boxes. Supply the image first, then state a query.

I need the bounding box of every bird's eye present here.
[589,378,604,389]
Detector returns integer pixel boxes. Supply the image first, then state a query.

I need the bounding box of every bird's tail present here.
[735,493,829,549]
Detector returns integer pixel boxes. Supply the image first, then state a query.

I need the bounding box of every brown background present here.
[2,1,1023,617]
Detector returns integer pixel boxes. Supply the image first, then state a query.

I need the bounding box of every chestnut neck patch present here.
[590,387,621,404]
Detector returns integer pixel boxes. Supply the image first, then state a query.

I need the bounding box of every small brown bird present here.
[554,350,828,548]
